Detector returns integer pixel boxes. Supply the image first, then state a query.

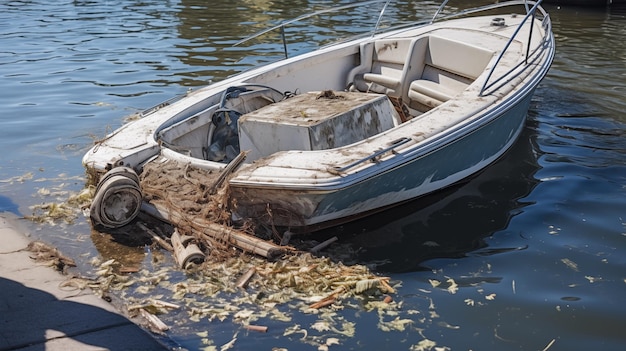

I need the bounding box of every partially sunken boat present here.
[83,0,555,236]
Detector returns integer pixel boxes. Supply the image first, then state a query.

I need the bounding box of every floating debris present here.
[428,277,458,294]
[244,324,268,333]
[22,157,459,349]
[235,267,256,289]
[585,275,602,283]
[409,338,439,351]
[27,185,94,224]
[0,172,34,184]
[140,308,169,334]
[560,258,579,272]
[220,332,238,351]
[542,338,556,351]
[25,240,76,272]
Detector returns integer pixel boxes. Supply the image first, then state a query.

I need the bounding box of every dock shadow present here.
[0,277,161,351]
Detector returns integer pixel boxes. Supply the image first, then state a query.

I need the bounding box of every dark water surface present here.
[1,1,626,350]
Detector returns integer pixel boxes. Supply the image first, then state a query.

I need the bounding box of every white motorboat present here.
[84,0,555,233]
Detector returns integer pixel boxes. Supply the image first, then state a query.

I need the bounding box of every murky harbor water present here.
[1,1,626,350]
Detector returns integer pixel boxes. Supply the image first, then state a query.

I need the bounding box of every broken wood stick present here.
[309,285,346,309]
[152,299,181,310]
[310,297,336,309]
[244,324,268,333]
[235,267,256,289]
[139,308,169,333]
[137,222,174,252]
[119,266,140,274]
[309,236,338,253]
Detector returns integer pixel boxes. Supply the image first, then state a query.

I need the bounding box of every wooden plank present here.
[141,202,287,259]
[235,267,256,289]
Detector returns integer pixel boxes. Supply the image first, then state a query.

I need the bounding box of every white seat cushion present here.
[408,79,460,108]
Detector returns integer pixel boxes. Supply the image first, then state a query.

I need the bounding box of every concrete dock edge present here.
[0,213,170,351]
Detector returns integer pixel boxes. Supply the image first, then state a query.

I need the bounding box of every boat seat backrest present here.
[350,37,427,98]
[371,39,412,78]
[424,35,494,80]
[408,35,494,111]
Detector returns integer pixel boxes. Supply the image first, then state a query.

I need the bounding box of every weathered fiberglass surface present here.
[1,1,626,350]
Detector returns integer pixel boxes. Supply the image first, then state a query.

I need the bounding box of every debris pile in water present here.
[123,159,406,345]
[75,248,407,349]
[25,240,77,272]
[22,167,461,350]
[26,176,94,224]
[139,157,242,253]
[138,155,293,260]
[140,157,230,224]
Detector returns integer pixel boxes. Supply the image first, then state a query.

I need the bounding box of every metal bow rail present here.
[234,0,551,69]
[430,0,552,97]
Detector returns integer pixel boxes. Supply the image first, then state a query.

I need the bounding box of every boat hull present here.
[230,89,535,230]
[83,1,555,234]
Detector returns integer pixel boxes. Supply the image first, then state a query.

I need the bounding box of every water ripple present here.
[1,2,626,350]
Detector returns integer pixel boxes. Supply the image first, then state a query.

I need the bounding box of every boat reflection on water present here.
[316,120,542,274]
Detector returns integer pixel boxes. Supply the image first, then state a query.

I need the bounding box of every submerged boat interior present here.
[155,20,531,170]
[348,32,495,113]
[84,0,553,181]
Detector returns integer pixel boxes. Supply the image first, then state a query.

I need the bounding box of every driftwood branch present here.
[141,202,287,259]
[137,222,174,252]
[235,267,256,289]
[139,309,169,333]
[309,236,338,253]
[209,151,248,194]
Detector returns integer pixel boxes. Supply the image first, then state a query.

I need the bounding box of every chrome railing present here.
[479,1,551,96]
[430,1,552,96]
[235,0,553,95]
[234,0,391,58]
